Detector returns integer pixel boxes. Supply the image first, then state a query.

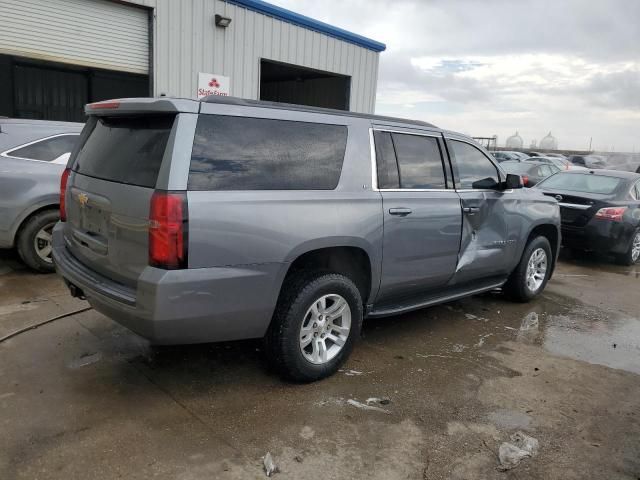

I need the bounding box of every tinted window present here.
[501,162,535,175]
[537,173,622,194]
[374,131,399,189]
[450,140,499,189]
[8,134,78,161]
[73,116,174,188]
[189,115,347,190]
[391,133,445,189]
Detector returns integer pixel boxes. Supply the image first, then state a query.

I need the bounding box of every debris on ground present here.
[341,369,363,376]
[452,343,466,353]
[517,312,540,342]
[262,452,278,477]
[520,312,539,331]
[366,397,391,406]
[475,333,493,347]
[347,399,391,414]
[294,455,303,463]
[68,352,102,369]
[497,431,539,471]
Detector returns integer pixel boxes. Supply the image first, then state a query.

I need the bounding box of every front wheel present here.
[504,236,552,302]
[265,272,363,382]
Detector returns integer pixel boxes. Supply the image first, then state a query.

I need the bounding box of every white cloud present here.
[271,0,640,151]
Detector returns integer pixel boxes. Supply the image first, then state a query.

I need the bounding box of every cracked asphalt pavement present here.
[0,249,639,479]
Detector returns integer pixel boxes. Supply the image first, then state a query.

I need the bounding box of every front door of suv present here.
[374,129,462,305]
[446,137,513,284]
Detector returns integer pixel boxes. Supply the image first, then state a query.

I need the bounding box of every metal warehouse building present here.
[0,0,385,122]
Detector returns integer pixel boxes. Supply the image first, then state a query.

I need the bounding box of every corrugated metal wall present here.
[0,0,149,74]
[130,0,379,113]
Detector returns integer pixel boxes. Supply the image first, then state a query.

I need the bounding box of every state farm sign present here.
[197,72,230,99]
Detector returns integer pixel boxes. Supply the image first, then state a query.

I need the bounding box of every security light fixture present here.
[215,14,231,28]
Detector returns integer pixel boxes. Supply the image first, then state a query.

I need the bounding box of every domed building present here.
[540,132,558,150]
[505,131,523,149]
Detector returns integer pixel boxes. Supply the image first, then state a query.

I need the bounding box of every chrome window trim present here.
[0,133,80,163]
[558,202,592,210]
[369,127,451,193]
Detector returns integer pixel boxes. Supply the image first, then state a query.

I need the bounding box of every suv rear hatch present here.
[63,113,175,288]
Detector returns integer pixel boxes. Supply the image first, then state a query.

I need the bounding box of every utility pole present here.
[588,137,592,152]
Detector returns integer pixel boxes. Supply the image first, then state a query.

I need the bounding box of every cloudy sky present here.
[272,0,640,152]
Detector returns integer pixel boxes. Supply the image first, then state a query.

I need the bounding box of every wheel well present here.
[284,247,372,303]
[528,224,559,264]
[14,205,59,243]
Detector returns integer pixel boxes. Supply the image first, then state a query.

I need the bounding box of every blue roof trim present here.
[224,0,386,52]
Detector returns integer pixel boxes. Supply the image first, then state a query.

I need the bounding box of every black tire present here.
[616,228,640,266]
[265,271,363,382]
[504,236,552,302]
[16,209,59,273]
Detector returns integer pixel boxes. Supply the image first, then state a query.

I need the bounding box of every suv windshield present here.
[73,115,174,188]
[537,173,622,194]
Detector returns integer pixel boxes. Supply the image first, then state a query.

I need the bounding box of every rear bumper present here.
[561,219,634,254]
[52,223,284,344]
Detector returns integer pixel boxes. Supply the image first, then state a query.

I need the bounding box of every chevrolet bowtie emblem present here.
[77,193,89,207]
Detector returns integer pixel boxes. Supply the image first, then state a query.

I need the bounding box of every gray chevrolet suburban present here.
[53,96,560,382]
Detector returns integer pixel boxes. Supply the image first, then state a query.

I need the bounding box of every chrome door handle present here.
[462,206,480,214]
[389,207,412,216]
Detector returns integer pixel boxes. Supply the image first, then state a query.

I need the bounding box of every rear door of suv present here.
[373,127,462,305]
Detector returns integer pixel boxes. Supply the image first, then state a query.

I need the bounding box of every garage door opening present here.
[260,59,350,111]
[0,55,149,122]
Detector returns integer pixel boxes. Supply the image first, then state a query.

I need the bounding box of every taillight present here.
[522,175,529,186]
[88,100,120,110]
[60,168,71,222]
[149,191,188,269]
[594,206,627,222]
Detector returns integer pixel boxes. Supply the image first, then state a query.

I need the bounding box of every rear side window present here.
[374,131,400,189]
[189,115,347,190]
[392,133,446,189]
[449,140,500,189]
[537,173,622,194]
[73,116,174,188]
[373,131,446,189]
[7,134,78,161]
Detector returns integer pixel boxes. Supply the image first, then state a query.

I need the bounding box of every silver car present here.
[0,118,82,271]
[53,97,560,381]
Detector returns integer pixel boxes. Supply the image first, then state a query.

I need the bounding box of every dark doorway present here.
[260,59,350,111]
[0,55,149,122]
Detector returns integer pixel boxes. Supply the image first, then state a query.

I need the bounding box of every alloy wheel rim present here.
[34,222,55,264]
[632,232,640,262]
[299,294,351,365]
[525,247,547,293]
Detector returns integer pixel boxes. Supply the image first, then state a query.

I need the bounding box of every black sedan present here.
[500,160,560,187]
[535,170,640,265]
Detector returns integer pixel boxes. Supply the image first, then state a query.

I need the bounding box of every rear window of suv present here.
[189,115,347,190]
[537,173,622,194]
[73,115,174,188]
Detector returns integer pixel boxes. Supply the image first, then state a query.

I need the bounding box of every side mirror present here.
[504,173,523,189]
[52,152,71,165]
[471,177,500,190]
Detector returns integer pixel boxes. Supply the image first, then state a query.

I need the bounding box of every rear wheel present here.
[617,228,640,266]
[504,236,552,302]
[16,209,59,273]
[265,272,363,382]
